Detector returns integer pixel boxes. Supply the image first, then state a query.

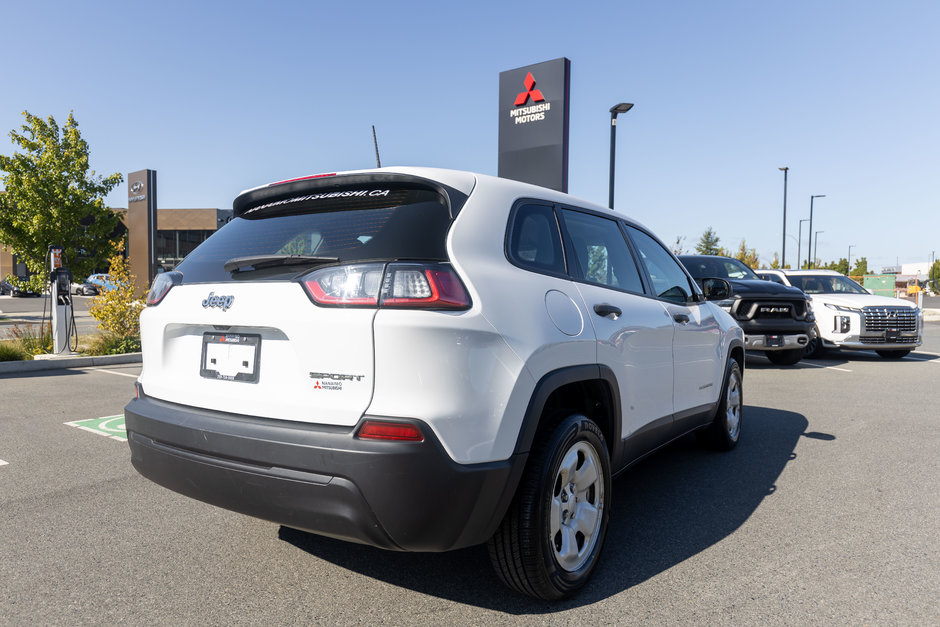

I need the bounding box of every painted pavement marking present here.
[65,415,127,442]
[80,367,139,378]
[0,459,8,467]
[797,360,853,373]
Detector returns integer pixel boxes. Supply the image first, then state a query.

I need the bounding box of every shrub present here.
[0,340,29,361]
[84,332,141,356]
[8,322,51,355]
[89,240,145,344]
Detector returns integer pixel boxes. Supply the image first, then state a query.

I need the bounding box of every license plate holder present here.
[884,329,900,341]
[765,334,784,347]
[200,333,261,383]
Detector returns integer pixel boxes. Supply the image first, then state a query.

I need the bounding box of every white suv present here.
[757,269,922,358]
[125,167,745,600]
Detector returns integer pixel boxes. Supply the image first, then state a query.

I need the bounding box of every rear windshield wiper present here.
[223,255,339,273]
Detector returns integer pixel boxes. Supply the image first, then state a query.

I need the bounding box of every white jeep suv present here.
[757,269,922,358]
[125,167,745,600]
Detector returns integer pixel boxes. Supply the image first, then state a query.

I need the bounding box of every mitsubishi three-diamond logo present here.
[510,72,551,125]
[515,72,545,106]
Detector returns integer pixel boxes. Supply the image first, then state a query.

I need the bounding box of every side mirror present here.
[702,278,732,301]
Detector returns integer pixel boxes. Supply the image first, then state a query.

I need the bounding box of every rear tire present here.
[488,414,611,600]
[876,349,910,359]
[765,348,802,366]
[702,359,743,451]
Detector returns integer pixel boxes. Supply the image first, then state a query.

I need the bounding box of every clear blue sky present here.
[1,0,937,271]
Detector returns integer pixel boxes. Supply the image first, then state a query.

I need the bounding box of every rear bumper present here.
[124,389,525,552]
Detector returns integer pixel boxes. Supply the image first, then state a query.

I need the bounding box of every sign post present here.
[126,169,157,294]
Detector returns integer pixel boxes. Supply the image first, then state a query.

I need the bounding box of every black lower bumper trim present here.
[125,393,525,552]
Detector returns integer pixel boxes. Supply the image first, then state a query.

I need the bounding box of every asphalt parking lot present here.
[1,324,938,624]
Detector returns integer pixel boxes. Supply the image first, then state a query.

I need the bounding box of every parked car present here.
[85,273,116,293]
[756,269,922,359]
[680,255,815,365]
[125,167,745,600]
[0,278,39,297]
[72,281,100,296]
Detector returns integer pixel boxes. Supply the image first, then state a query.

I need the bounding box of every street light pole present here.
[609,103,634,209]
[779,167,789,268]
[814,230,824,268]
[848,244,855,273]
[808,194,826,268]
[798,218,809,270]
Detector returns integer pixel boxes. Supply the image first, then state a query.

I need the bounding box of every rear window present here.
[176,187,451,283]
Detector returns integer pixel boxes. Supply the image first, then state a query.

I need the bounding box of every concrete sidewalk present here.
[0,351,142,375]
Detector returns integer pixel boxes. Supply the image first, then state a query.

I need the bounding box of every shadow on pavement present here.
[278,405,811,612]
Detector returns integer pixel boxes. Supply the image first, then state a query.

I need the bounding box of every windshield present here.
[680,257,760,281]
[787,274,868,294]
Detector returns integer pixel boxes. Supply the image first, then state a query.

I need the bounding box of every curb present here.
[0,352,142,375]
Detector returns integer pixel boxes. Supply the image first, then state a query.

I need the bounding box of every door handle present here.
[594,304,622,318]
[673,313,690,324]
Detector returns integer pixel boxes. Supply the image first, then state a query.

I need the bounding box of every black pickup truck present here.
[679,255,815,365]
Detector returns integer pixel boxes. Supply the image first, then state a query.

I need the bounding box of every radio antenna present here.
[372,125,382,168]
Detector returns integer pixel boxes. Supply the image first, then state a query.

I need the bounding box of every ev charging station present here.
[46,245,76,354]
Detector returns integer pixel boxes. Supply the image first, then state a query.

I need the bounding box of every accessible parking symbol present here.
[66,415,127,442]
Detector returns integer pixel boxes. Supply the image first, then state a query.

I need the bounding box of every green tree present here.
[767,252,780,269]
[0,111,123,292]
[695,227,723,255]
[825,257,850,275]
[851,257,869,276]
[733,240,760,269]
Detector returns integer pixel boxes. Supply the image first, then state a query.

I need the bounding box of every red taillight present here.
[356,420,424,442]
[146,271,182,306]
[380,266,470,308]
[301,263,470,309]
[302,264,385,306]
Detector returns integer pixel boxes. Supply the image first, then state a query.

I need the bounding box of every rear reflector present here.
[356,420,424,442]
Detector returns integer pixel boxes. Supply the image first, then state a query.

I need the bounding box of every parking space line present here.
[80,367,139,378]
[0,459,8,466]
[800,361,853,372]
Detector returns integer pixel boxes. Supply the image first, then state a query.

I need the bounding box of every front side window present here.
[560,209,644,293]
[626,226,695,304]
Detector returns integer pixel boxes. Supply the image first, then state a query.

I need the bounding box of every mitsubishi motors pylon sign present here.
[498,58,571,192]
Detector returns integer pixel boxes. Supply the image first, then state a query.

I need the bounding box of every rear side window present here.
[560,209,644,293]
[176,188,451,283]
[507,204,566,275]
